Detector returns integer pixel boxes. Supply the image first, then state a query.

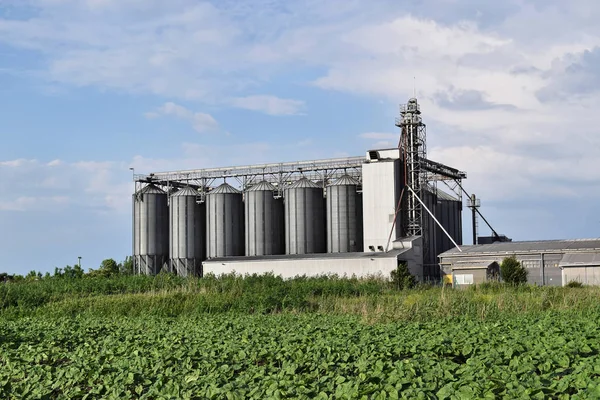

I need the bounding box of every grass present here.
[3,274,600,398]
[2,273,600,322]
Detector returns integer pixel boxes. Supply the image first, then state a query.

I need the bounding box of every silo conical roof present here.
[246,181,277,192]
[171,186,200,197]
[208,182,241,195]
[138,184,166,195]
[288,178,320,189]
[329,175,360,186]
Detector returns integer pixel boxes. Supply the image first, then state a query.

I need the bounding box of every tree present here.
[25,270,40,281]
[98,258,120,277]
[500,255,528,285]
[118,256,134,275]
[62,264,84,279]
[390,261,416,290]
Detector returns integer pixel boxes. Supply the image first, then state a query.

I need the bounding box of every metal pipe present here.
[407,186,463,252]
[385,186,406,252]
[540,252,545,286]
[472,206,477,245]
[130,167,136,275]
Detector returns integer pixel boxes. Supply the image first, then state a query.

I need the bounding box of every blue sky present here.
[1,0,599,274]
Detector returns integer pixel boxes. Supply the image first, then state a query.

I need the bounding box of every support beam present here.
[407,186,463,252]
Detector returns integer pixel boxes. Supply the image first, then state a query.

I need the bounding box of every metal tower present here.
[467,193,481,245]
[396,98,427,238]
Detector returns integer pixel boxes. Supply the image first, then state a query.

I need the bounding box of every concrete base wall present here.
[203,256,400,280]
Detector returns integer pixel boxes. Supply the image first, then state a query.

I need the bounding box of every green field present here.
[1,275,600,399]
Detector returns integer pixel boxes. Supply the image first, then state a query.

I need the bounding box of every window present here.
[454,274,474,285]
[521,260,540,269]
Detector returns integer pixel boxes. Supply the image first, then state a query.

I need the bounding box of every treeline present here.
[0,257,133,283]
[0,272,394,313]
[1,258,417,288]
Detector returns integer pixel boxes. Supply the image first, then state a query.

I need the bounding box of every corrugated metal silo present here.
[206,183,244,258]
[245,181,285,256]
[133,184,169,275]
[423,188,438,272]
[169,187,205,277]
[284,178,326,254]
[420,187,463,281]
[326,175,363,253]
[434,189,462,254]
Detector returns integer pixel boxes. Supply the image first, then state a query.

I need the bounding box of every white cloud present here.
[0,196,70,212]
[359,132,398,140]
[0,137,334,217]
[0,197,36,212]
[372,141,395,148]
[0,159,35,167]
[0,158,131,213]
[145,102,218,133]
[2,0,600,244]
[229,95,305,115]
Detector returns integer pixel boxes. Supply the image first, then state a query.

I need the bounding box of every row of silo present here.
[132,176,363,275]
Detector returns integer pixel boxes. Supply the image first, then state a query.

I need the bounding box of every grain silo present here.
[133,97,470,282]
[245,181,285,256]
[133,184,169,275]
[169,187,205,277]
[284,177,326,254]
[326,175,363,253]
[206,183,244,258]
[434,189,462,256]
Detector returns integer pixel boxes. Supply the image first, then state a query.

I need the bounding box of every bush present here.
[500,256,528,285]
[390,262,416,290]
[566,280,584,288]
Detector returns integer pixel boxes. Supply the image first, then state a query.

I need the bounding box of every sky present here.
[1,0,599,274]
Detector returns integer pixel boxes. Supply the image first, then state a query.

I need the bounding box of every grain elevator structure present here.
[132,98,467,282]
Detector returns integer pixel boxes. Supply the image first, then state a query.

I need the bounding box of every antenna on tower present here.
[413,77,416,98]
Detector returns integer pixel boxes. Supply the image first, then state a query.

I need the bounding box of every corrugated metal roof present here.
[209,183,241,195]
[435,188,459,202]
[329,175,360,186]
[171,186,200,197]
[423,185,459,202]
[559,253,600,267]
[440,238,600,257]
[246,181,277,192]
[287,177,320,189]
[451,261,498,270]
[138,184,166,195]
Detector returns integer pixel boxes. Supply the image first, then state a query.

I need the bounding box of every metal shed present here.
[439,239,600,286]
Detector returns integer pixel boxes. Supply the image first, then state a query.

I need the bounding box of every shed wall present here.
[563,266,600,286]
[203,256,400,279]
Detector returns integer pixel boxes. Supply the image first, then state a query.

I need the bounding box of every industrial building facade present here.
[439,239,600,287]
[132,98,468,281]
